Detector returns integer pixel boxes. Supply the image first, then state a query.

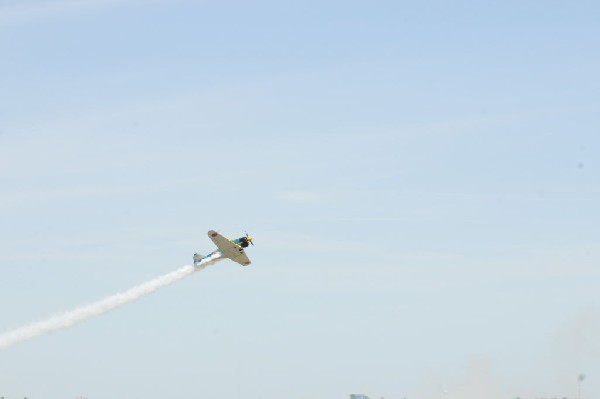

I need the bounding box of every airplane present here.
[193,230,254,267]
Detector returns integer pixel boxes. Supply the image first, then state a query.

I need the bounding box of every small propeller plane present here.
[193,230,254,267]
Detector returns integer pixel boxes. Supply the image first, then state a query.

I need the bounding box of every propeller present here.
[246,232,254,246]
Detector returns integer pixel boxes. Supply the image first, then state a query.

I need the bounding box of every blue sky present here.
[1,1,599,398]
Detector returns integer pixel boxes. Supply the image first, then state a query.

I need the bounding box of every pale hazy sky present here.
[1,1,599,398]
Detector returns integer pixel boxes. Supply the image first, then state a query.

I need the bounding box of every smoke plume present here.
[0,256,222,350]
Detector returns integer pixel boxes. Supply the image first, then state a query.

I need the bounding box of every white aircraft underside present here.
[193,230,253,267]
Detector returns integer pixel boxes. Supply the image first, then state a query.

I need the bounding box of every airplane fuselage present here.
[194,233,253,266]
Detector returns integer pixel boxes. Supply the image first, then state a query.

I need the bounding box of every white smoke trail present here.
[0,255,223,350]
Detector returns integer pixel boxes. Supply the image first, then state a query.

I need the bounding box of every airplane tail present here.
[193,253,204,264]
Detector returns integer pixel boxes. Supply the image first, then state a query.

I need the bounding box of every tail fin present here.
[193,253,204,264]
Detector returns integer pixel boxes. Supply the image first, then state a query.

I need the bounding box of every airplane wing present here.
[208,230,252,266]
